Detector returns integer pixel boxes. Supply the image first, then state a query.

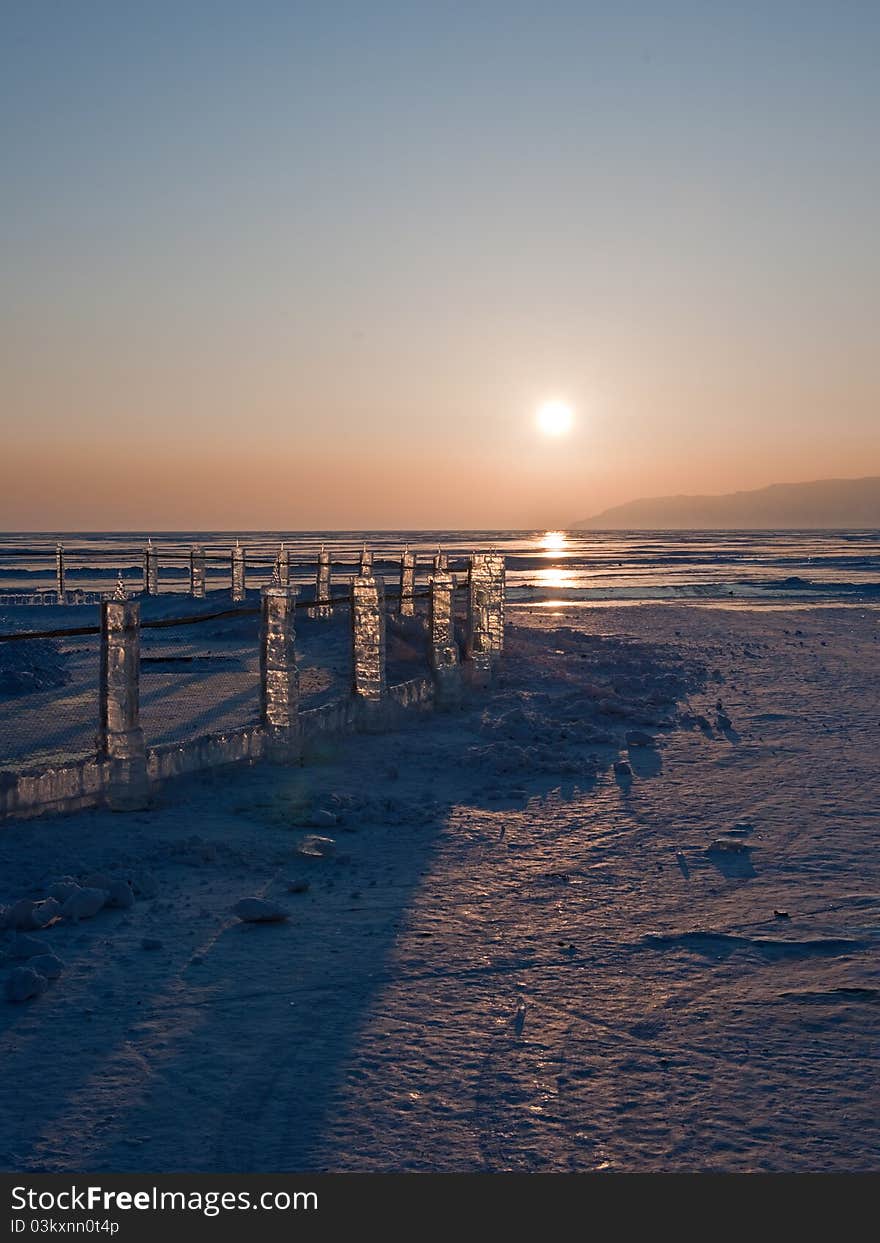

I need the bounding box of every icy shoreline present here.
[0,602,877,1172]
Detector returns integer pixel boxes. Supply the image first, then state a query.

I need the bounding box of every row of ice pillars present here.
[56,541,503,647]
[98,548,504,807]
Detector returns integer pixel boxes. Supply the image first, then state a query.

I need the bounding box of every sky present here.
[1,0,878,530]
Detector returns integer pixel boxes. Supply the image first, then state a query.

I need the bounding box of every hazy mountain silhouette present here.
[574,476,880,530]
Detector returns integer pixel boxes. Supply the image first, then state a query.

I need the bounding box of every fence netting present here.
[0,632,101,769]
[294,601,352,711]
[139,610,262,747]
[0,570,473,773]
[387,610,432,686]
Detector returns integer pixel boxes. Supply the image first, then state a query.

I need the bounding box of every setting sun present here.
[536,401,574,437]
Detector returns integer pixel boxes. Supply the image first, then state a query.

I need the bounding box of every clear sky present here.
[2,1,878,529]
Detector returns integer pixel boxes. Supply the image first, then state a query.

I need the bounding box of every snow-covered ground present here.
[0,602,877,1172]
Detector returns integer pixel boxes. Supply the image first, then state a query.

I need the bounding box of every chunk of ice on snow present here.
[29,954,64,980]
[5,966,48,1002]
[61,887,107,922]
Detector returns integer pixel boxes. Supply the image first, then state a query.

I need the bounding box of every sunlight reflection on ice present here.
[530,566,579,590]
[539,531,568,554]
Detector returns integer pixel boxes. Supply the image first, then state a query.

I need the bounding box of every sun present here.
[536,400,574,437]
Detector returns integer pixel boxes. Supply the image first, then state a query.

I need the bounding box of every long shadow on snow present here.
[1,623,707,1172]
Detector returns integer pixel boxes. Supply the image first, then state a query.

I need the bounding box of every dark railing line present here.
[2,553,287,564]
[140,606,261,629]
[0,623,103,643]
[0,556,471,571]
[0,556,470,566]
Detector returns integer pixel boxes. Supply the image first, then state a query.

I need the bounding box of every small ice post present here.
[275,541,290,587]
[190,544,206,598]
[399,546,416,617]
[231,540,246,601]
[310,545,332,618]
[55,542,65,599]
[143,537,158,595]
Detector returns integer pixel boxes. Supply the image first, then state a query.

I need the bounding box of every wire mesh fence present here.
[294,601,353,711]
[0,632,101,769]
[0,590,106,607]
[0,561,483,784]
[387,608,432,686]
[139,610,263,747]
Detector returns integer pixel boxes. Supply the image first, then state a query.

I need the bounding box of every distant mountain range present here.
[573,476,880,530]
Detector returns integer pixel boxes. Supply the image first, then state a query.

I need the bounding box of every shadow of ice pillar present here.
[399,548,416,617]
[429,569,462,708]
[143,540,158,596]
[56,543,65,600]
[351,570,386,726]
[231,541,246,601]
[190,545,206,598]
[260,585,301,763]
[310,546,332,618]
[99,598,149,810]
[465,552,505,688]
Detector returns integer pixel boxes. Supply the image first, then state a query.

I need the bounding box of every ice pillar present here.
[143,541,158,596]
[275,544,290,587]
[260,585,301,762]
[399,548,416,617]
[55,543,65,599]
[231,541,246,601]
[465,553,505,686]
[190,545,206,598]
[310,547,332,618]
[99,598,149,810]
[429,569,462,708]
[351,570,386,704]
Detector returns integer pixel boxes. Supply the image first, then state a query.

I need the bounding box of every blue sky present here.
[2,1,878,527]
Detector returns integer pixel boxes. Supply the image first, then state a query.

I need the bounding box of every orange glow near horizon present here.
[3,7,880,532]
